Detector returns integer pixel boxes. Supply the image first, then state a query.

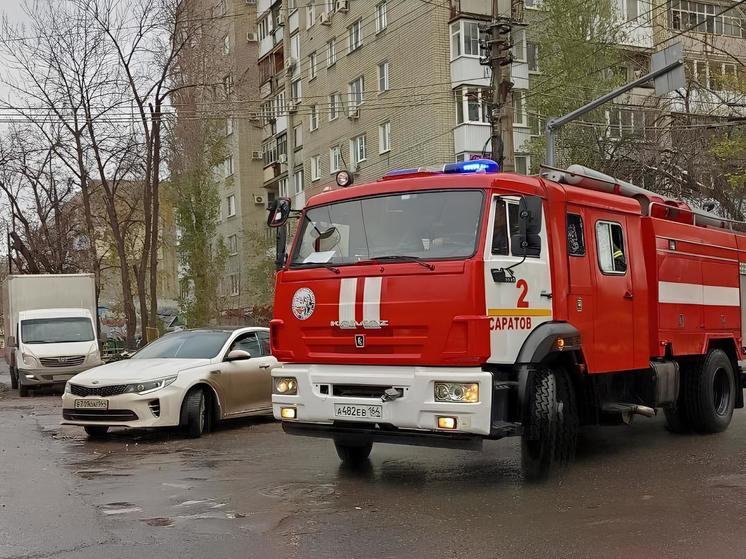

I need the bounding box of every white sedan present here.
[61,327,278,438]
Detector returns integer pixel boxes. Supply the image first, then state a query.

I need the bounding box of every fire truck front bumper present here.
[272,364,512,446]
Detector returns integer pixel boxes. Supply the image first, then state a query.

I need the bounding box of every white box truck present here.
[2,274,102,396]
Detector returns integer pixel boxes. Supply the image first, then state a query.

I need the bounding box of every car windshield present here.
[21,317,94,344]
[290,189,484,267]
[132,331,231,359]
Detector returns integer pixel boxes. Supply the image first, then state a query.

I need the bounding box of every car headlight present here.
[123,376,177,395]
[22,353,38,367]
[434,382,479,403]
[64,381,71,394]
[273,377,298,395]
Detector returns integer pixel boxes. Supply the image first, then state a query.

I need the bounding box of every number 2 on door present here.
[516,279,529,308]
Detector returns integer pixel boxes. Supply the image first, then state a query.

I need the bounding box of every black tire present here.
[334,441,372,465]
[182,388,207,438]
[663,404,689,433]
[18,382,29,397]
[684,349,735,434]
[9,366,18,390]
[84,426,109,439]
[521,367,578,481]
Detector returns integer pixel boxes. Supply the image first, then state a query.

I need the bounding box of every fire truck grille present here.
[332,384,390,398]
[70,384,128,397]
[40,356,85,367]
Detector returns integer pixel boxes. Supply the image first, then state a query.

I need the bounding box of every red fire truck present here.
[267,160,746,478]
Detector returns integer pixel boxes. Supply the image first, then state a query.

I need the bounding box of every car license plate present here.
[74,399,108,410]
[334,403,382,420]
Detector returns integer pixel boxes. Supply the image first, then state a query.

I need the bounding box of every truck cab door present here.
[588,213,636,372]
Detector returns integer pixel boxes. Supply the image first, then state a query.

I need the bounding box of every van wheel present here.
[9,367,18,390]
[521,367,578,481]
[182,389,207,438]
[84,426,109,439]
[684,349,735,433]
[334,441,372,465]
[18,383,29,397]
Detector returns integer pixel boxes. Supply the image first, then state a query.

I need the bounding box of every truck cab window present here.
[596,221,627,274]
[567,214,585,256]
[491,199,521,255]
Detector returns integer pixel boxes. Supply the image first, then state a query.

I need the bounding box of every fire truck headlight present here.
[434,382,479,403]
[274,377,298,395]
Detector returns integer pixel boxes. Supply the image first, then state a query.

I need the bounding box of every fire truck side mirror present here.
[267,198,292,228]
[511,196,543,257]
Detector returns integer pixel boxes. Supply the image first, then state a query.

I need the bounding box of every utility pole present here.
[282,1,295,200]
[486,0,521,172]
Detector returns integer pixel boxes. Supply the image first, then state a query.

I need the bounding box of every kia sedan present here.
[61,327,277,438]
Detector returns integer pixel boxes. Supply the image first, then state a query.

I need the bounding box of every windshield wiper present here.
[301,261,340,274]
[366,255,435,270]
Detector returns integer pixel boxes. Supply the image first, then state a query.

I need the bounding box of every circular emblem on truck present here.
[291,288,316,320]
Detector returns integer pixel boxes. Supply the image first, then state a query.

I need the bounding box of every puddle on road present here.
[100,502,143,515]
[259,482,337,502]
[707,474,746,489]
[142,517,175,527]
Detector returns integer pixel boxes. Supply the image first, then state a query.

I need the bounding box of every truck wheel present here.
[84,426,109,439]
[684,349,735,434]
[663,405,689,433]
[182,388,207,439]
[521,368,578,481]
[334,441,372,465]
[9,366,18,390]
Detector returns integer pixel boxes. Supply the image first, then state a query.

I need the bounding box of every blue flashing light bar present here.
[443,159,500,174]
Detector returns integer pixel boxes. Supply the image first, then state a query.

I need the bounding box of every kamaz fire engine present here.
[267,159,746,478]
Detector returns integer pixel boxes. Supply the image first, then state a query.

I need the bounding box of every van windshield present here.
[290,189,484,267]
[21,318,95,344]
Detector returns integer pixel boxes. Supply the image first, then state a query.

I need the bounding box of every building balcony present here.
[453,122,490,155]
[450,55,490,89]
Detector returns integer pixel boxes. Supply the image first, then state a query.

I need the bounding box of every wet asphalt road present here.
[1,364,746,559]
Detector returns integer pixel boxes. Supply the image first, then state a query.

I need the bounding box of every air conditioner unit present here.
[253,193,265,205]
[249,112,261,122]
[287,101,299,113]
[319,12,332,25]
[347,108,360,119]
[336,0,349,12]
[278,153,288,164]
[285,57,297,70]
[251,151,263,160]
[246,31,257,42]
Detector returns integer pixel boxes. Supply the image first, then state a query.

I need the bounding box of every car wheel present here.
[84,426,109,439]
[334,441,373,465]
[18,383,29,397]
[182,389,207,438]
[9,366,18,390]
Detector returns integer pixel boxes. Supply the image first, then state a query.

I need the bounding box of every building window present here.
[514,155,528,175]
[375,1,388,33]
[625,0,638,21]
[450,20,480,59]
[311,155,321,181]
[223,74,233,96]
[310,104,319,130]
[258,17,269,40]
[349,76,364,108]
[379,121,391,153]
[309,51,318,79]
[529,114,543,137]
[226,194,236,217]
[670,1,744,38]
[226,117,234,136]
[350,134,367,166]
[329,92,341,120]
[213,0,226,18]
[229,273,239,296]
[348,19,363,52]
[327,38,337,66]
[294,124,303,148]
[223,34,230,55]
[291,33,300,61]
[596,221,627,274]
[294,170,303,194]
[512,29,525,62]
[330,145,342,173]
[527,42,539,72]
[227,234,238,255]
[378,61,389,93]
[513,89,527,127]
[278,177,289,198]
[688,59,739,90]
[524,0,541,7]
[455,86,490,124]
[307,3,316,29]
[225,155,234,177]
[274,91,285,118]
[291,79,302,102]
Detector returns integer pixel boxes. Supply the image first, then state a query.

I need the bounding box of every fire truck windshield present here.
[290,189,484,268]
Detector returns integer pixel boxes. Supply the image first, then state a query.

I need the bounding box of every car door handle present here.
[210,369,222,375]
[259,363,271,370]
[624,290,634,299]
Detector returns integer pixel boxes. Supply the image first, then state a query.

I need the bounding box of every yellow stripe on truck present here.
[488,308,552,317]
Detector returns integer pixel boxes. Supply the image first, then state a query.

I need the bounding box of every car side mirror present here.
[267,197,291,228]
[511,195,543,257]
[226,349,251,362]
[7,336,16,348]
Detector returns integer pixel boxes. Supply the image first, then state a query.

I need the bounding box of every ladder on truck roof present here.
[541,164,746,234]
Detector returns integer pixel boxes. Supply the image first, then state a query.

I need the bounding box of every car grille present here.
[332,384,393,398]
[63,409,138,422]
[70,384,128,397]
[148,399,160,417]
[40,356,85,368]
